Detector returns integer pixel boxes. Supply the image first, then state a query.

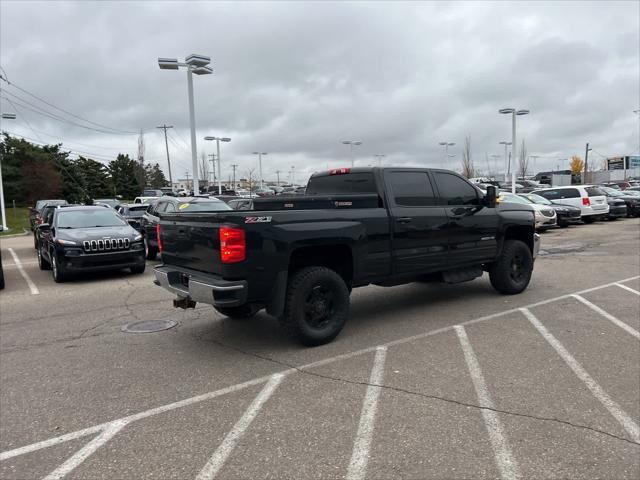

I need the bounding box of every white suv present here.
[531,185,609,223]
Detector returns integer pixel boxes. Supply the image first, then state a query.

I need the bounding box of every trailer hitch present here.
[173,297,196,309]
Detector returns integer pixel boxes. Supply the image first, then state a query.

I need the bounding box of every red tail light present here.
[156,224,163,252]
[329,168,350,175]
[220,227,245,263]
[582,197,590,206]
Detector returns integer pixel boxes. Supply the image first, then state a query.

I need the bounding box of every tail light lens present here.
[156,224,163,252]
[582,197,591,206]
[220,227,245,263]
[329,168,350,175]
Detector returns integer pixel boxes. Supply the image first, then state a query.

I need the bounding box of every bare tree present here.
[461,135,474,178]
[518,139,528,180]
[246,168,256,195]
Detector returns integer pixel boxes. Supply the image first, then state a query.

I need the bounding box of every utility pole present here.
[156,125,174,189]
[584,142,590,184]
[231,164,238,190]
[275,170,281,186]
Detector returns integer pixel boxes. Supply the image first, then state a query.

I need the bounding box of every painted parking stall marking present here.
[7,248,39,295]
[571,294,640,339]
[456,325,521,480]
[520,307,640,443]
[1,275,639,478]
[615,283,640,296]
[346,346,387,480]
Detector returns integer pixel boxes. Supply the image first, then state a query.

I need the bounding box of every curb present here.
[0,229,30,238]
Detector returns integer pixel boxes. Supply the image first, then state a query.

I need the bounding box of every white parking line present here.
[571,294,640,339]
[520,308,640,443]
[1,275,638,467]
[195,373,285,480]
[7,248,39,295]
[346,346,387,480]
[42,420,128,480]
[455,326,521,480]
[615,283,640,296]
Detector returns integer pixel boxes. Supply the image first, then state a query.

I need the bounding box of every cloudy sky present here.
[1,0,638,185]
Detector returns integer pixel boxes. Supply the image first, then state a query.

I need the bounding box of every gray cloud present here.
[1,0,638,183]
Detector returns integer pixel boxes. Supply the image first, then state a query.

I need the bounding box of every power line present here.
[0,71,140,135]
[0,93,142,136]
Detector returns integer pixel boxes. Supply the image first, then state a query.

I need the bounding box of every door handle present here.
[396,217,412,224]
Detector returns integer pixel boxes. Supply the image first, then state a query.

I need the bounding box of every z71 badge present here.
[244,216,272,223]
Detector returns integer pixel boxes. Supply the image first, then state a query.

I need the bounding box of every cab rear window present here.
[306,173,377,194]
[176,201,232,212]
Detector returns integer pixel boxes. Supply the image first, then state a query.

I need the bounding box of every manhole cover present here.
[122,320,178,333]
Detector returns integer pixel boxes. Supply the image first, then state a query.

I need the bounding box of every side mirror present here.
[485,186,497,207]
[37,223,51,230]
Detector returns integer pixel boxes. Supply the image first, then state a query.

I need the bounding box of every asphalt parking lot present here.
[1,219,639,480]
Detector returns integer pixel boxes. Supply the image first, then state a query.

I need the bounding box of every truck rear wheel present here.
[215,304,259,319]
[489,240,533,295]
[280,266,350,346]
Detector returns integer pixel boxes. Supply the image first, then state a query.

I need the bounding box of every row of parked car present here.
[493,184,640,231]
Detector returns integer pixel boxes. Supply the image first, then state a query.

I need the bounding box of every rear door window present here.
[558,188,581,199]
[306,172,377,194]
[433,172,479,205]
[388,172,437,206]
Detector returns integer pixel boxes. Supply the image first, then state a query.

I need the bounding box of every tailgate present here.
[159,214,227,275]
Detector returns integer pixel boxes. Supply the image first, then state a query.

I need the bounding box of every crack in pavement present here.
[198,335,640,448]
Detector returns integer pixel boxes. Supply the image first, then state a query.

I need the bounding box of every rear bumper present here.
[607,205,627,218]
[154,265,247,307]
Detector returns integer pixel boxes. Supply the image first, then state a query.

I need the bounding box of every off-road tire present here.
[489,240,533,295]
[215,304,259,319]
[279,266,350,346]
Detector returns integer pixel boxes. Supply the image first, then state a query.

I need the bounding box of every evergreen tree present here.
[145,163,168,188]
[108,154,143,200]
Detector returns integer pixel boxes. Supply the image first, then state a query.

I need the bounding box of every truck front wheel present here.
[280,266,350,346]
[489,240,533,295]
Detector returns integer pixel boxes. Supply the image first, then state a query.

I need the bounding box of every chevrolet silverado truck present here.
[154,167,540,345]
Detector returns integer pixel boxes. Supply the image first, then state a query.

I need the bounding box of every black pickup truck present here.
[154,168,540,345]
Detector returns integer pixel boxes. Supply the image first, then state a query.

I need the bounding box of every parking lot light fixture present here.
[342,140,362,167]
[0,111,16,230]
[252,152,268,188]
[204,136,232,195]
[158,53,213,195]
[499,141,512,179]
[500,108,530,193]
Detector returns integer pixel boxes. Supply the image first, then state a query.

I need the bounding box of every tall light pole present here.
[499,141,512,180]
[438,142,455,168]
[158,55,213,195]
[291,165,295,185]
[499,108,530,193]
[275,170,281,186]
[0,112,16,230]
[529,155,540,176]
[156,124,174,189]
[204,136,231,195]
[252,152,268,188]
[374,154,386,166]
[342,140,362,167]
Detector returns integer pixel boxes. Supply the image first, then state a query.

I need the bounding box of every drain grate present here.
[122,320,178,333]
